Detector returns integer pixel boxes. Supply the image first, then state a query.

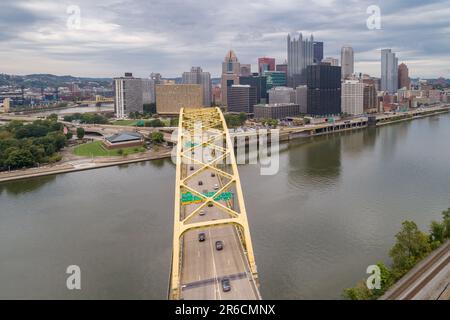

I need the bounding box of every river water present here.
[1,113,449,299]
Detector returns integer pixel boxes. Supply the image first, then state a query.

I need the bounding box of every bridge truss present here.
[169,107,259,300]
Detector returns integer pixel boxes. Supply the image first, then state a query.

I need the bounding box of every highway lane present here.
[180,146,259,300]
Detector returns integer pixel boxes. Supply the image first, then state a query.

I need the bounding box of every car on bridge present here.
[215,241,224,251]
[221,278,231,292]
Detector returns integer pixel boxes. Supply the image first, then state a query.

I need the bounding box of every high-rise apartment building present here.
[313,41,324,64]
[398,63,410,89]
[341,46,354,79]
[182,67,212,107]
[258,57,276,74]
[156,84,203,115]
[287,33,314,86]
[114,73,149,118]
[221,50,241,106]
[227,85,257,114]
[381,49,399,94]
[342,80,364,115]
[307,65,342,116]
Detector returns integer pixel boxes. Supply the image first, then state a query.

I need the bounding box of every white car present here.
[199,210,206,216]
[214,184,219,190]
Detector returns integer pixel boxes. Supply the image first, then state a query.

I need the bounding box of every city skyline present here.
[0,1,450,79]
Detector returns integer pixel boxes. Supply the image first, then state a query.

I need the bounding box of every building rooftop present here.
[106,132,142,144]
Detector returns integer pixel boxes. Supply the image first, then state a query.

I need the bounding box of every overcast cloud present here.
[0,0,449,78]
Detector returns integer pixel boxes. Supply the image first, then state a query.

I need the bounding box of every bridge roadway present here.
[179,149,259,299]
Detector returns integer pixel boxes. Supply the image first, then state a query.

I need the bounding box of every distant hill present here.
[0,73,113,89]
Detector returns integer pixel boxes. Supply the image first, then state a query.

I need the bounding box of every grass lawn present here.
[73,141,146,157]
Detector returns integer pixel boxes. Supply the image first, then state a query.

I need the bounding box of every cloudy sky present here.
[0,0,449,78]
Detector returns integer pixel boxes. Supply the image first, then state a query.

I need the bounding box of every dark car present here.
[211,173,216,177]
[190,166,194,171]
[215,241,224,251]
[198,233,206,242]
[221,278,231,292]
[208,203,214,208]
[198,181,203,186]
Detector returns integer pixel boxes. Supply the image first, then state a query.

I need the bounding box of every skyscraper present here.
[381,49,399,93]
[341,46,354,79]
[182,67,212,107]
[114,73,147,118]
[342,80,364,115]
[313,41,324,64]
[240,64,252,77]
[287,33,314,87]
[398,63,410,89]
[221,50,240,106]
[322,57,339,67]
[258,57,276,74]
[306,64,342,116]
[227,85,257,114]
[239,74,267,103]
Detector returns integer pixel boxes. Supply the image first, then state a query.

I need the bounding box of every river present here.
[1,113,449,299]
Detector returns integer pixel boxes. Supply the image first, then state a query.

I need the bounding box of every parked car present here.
[198,233,206,242]
[199,210,206,216]
[190,166,194,171]
[221,278,231,292]
[198,181,203,186]
[215,241,224,251]
[214,184,219,190]
[208,203,214,208]
[211,173,216,177]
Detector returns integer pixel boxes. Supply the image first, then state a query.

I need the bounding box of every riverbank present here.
[0,148,172,183]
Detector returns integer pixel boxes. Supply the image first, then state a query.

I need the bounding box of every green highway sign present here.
[181,191,233,205]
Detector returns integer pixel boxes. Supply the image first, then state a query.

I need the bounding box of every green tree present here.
[66,131,73,140]
[170,118,179,127]
[389,221,431,278]
[430,221,445,245]
[47,113,59,121]
[150,132,164,143]
[76,127,85,140]
[4,147,35,169]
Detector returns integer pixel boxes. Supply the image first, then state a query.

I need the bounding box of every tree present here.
[430,221,445,245]
[389,221,431,278]
[150,132,164,143]
[170,118,179,127]
[4,148,35,169]
[76,127,85,140]
[66,131,73,140]
[47,113,59,122]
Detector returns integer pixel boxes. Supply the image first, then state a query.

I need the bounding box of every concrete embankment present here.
[0,151,172,183]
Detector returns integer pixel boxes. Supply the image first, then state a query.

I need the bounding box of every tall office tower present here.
[381,49,399,94]
[268,87,296,104]
[182,67,212,107]
[240,64,252,77]
[342,80,364,115]
[227,85,257,114]
[156,84,203,115]
[114,73,146,118]
[221,50,241,106]
[322,57,339,66]
[341,46,354,79]
[295,85,308,114]
[398,63,411,89]
[276,63,288,78]
[363,84,378,112]
[313,41,324,64]
[306,64,342,116]
[141,79,153,105]
[147,72,163,104]
[264,71,287,90]
[239,74,267,103]
[258,57,276,74]
[287,33,314,86]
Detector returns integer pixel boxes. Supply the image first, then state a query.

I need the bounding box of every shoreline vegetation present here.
[343,208,450,300]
